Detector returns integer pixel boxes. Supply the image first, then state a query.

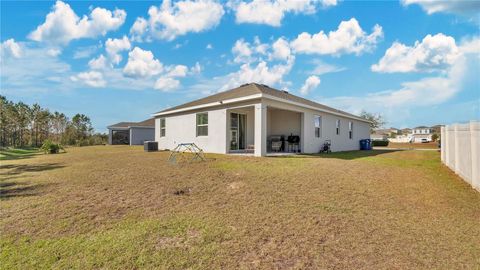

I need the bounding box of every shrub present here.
[77,139,89,147]
[372,140,389,147]
[40,140,65,154]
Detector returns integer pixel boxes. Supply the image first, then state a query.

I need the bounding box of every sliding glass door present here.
[230,113,246,150]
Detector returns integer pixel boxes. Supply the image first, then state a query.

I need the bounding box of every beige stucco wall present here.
[262,99,370,153]
[155,97,371,155]
[267,108,301,137]
[155,107,227,153]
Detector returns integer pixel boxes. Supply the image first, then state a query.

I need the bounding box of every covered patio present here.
[226,103,304,157]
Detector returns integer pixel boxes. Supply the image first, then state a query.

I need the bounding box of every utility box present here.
[144,141,158,152]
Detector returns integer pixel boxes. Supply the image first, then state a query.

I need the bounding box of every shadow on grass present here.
[0,163,65,177]
[0,181,54,200]
[272,150,402,160]
[0,148,40,161]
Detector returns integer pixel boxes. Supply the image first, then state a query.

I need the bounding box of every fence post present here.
[453,124,460,174]
[441,126,445,163]
[445,125,451,169]
[471,121,479,190]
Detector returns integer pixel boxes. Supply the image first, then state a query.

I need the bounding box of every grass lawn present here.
[0,147,40,161]
[383,142,439,150]
[1,146,479,269]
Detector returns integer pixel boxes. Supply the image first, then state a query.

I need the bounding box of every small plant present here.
[40,140,65,154]
[372,140,389,147]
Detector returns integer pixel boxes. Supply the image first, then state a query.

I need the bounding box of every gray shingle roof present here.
[108,118,155,129]
[156,83,364,120]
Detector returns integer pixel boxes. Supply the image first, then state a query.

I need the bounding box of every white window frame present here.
[196,112,208,137]
[159,118,166,137]
[336,119,340,135]
[348,121,353,139]
[314,115,321,138]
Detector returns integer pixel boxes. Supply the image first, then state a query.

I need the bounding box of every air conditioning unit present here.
[144,141,158,152]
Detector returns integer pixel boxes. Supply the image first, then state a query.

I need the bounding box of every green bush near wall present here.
[372,140,389,147]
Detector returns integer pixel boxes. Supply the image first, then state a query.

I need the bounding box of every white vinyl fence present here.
[441,121,479,191]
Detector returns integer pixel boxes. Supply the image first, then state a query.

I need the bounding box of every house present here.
[401,128,412,135]
[152,83,371,157]
[411,126,433,142]
[413,126,433,135]
[373,128,399,138]
[370,133,388,141]
[107,118,155,145]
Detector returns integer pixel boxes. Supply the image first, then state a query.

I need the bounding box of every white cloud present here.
[323,37,479,121]
[1,44,72,95]
[70,71,106,88]
[166,65,188,77]
[105,36,131,65]
[130,17,149,42]
[372,33,459,73]
[123,47,163,78]
[300,75,321,95]
[46,48,62,57]
[154,77,181,91]
[73,45,99,59]
[1,39,22,58]
[271,37,291,60]
[206,43,213,49]
[131,0,224,41]
[232,39,253,63]
[401,0,480,18]
[309,59,345,75]
[191,62,202,74]
[229,0,337,27]
[28,1,126,45]
[88,54,108,70]
[220,57,294,91]
[291,18,383,55]
[231,37,270,63]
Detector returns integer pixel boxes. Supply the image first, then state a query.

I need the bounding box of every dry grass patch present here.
[1,146,479,269]
[386,142,439,149]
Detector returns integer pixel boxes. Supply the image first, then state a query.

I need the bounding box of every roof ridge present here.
[154,83,367,122]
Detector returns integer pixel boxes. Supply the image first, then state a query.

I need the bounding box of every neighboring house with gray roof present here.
[152,83,371,156]
[107,118,155,145]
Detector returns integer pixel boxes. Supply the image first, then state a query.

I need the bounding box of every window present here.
[314,115,321,138]
[159,118,166,137]
[196,113,208,136]
[348,121,353,139]
[336,119,340,135]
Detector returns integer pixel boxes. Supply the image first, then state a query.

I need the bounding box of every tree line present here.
[0,95,106,148]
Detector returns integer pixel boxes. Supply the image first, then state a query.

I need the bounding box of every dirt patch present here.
[173,187,192,196]
[228,181,245,190]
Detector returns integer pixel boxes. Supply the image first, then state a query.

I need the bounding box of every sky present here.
[1,0,479,132]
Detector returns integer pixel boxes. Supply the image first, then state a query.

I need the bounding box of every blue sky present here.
[1,0,479,132]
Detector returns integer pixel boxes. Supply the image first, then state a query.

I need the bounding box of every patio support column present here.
[254,103,267,157]
[108,129,112,145]
[129,128,133,146]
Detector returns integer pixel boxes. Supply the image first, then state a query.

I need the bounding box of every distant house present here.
[152,83,371,156]
[107,118,155,145]
[370,133,388,141]
[413,126,433,135]
[374,128,399,137]
[401,128,412,134]
[411,126,433,142]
